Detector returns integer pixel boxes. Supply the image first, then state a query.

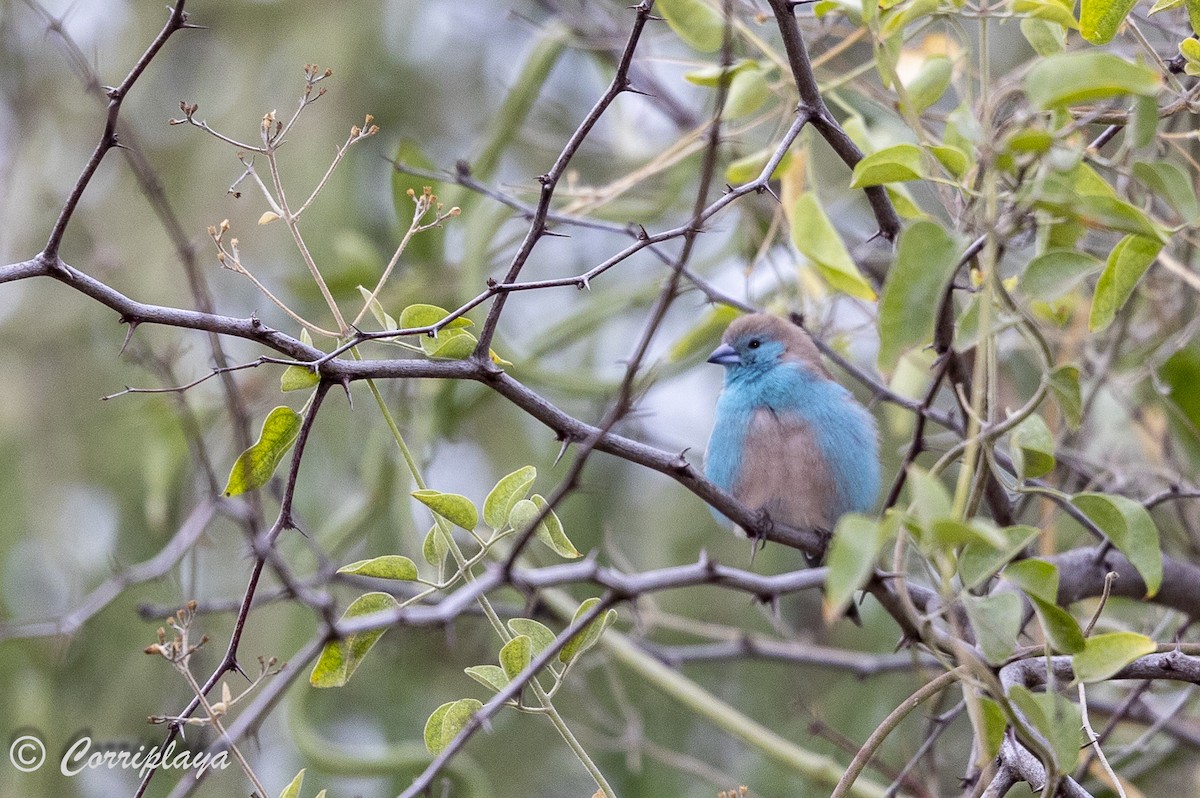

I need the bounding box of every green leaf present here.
[790,193,876,300]
[424,698,483,755]
[413,490,478,531]
[310,592,400,688]
[224,406,302,497]
[1048,365,1083,430]
[1073,632,1157,683]
[464,664,509,692]
[1132,93,1159,147]
[559,598,617,664]
[927,518,1009,550]
[656,0,724,52]
[1080,0,1138,44]
[900,56,953,115]
[876,220,961,373]
[1150,0,1183,12]
[357,285,398,331]
[280,365,321,392]
[1022,250,1102,301]
[683,58,758,86]
[398,303,473,330]
[1011,413,1056,479]
[499,634,533,680]
[725,147,793,184]
[928,144,968,180]
[908,465,952,526]
[338,555,419,581]
[423,524,448,569]
[1132,160,1200,222]
[668,305,742,363]
[1025,52,1160,109]
[279,769,305,798]
[1013,0,1080,28]
[849,143,926,188]
[1004,558,1059,604]
[979,698,1008,760]
[531,494,582,558]
[423,328,478,360]
[1182,37,1200,74]
[963,592,1023,665]
[1160,343,1200,436]
[1020,18,1066,55]
[1008,685,1082,771]
[1089,234,1163,332]
[959,526,1039,590]
[1188,0,1200,34]
[1030,594,1087,654]
[483,465,538,529]
[507,618,557,656]
[823,513,889,623]
[881,0,938,37]
[1072,493,1162,596]
[724,66,771,119]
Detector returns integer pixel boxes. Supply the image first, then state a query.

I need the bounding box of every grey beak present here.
[706,343,741,366]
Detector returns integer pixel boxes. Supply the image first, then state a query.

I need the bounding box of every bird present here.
[704,313,880,609]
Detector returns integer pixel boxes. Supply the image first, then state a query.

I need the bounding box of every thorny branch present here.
[7,2,1200,798]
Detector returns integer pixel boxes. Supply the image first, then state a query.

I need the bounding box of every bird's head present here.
[707,313,831,380]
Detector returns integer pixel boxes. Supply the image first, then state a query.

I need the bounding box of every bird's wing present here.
[733,408,838,531]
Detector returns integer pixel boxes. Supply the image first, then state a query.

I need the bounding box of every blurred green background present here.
[0,1,1018,796]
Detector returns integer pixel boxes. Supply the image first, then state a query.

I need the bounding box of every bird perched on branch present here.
[704,314,880,614]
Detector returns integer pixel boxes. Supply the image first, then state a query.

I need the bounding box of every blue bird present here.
[704,314,880,572]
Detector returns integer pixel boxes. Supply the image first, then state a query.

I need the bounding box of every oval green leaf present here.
[1073,631,1157,683]
[499,634,533,680]
[281,365,321,392]
[1025,51,1160,108]
[338,555,419,581]
[1022,250,1102,301]
[398,303,473,330]
[656,0,725,52]
[1072,493,1162,596]
[507,618,557,656]
[1089,234,1163,332]
[560,598,617,664]
[483,465,537,529]
[413,490,479,531]
[224,406,303,497]
[877,220,961,373]
[823,513,889,623]
[464,664,510,692]
[310,592,400,688]
[790,193,876,300]
[849,143,926,188]
[1081,0,1139,44]
[424,698,483,755]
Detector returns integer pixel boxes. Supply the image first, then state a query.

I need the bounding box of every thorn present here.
[553,438,571,467]
[118,318,140,356]
[624,84,655,98]
[635,224,650,241]
[228,659,251,682]
[339,377,353,408]
[864,229,885,245]
[760,183,781,204]
[542,228,570,238]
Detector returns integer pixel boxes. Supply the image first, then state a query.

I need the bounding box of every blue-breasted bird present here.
[704,313,880,577]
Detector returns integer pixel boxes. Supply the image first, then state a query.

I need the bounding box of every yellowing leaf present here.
[849,143,926,188]
[223,406,302,496]
[258,211,280,225]
[790,193,876,300]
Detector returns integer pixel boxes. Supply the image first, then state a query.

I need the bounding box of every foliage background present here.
[2,0,1200,797]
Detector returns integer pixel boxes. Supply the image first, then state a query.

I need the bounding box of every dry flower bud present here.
[448,207,461,216]
[220,219,230,232]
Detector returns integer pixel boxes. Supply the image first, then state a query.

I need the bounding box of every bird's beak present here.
[706,343,741,366]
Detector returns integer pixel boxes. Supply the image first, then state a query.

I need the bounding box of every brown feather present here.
[733,408,839,531]
[722,314,831,378]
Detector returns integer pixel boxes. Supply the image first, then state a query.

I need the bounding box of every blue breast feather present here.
[705,361,879,520]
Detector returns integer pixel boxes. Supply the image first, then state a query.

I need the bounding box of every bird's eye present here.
[747,338,761,349]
